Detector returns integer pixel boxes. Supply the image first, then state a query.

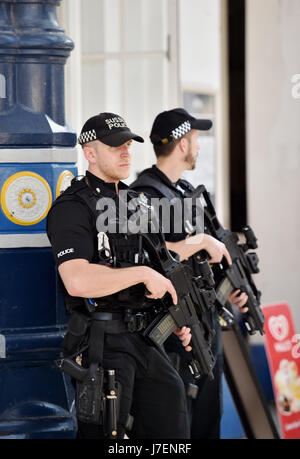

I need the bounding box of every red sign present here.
[262,303,300,439]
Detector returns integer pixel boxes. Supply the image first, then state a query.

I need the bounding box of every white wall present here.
[247,0,300,336]
[179,0,221,91]
[179,0,230,225]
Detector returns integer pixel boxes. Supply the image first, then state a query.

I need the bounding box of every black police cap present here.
[78,112,144,147]
[150,108,212,146]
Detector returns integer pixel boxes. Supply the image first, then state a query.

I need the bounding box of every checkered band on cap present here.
[172,121,192,140]
[78,129,97,145]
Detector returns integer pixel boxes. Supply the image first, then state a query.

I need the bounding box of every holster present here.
[60,312,123,435]
[75,317,106,425]
[75,362,105,424]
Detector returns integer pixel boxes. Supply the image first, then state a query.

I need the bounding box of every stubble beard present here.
[185,150,197,171]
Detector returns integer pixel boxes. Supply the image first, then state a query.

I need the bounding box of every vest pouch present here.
[117,283,148,308]
[91,283,148,310]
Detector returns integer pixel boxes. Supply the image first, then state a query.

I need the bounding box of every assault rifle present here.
[132,229,216,380]
[188,185,265,335]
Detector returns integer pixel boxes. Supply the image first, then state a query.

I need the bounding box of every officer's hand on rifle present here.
[201,234,232,265]
[167,234,232,265]
[228,289,249,313]
[144,268,178,305]
[173,327,192,352]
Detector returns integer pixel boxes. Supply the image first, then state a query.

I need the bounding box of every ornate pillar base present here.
[0,0,78,439]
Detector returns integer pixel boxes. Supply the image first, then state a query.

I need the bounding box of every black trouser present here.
[191,313,223,439]
[77,332,190,439]
[165,312,223,439]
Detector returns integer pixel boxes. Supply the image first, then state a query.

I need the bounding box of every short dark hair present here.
[153,130,193,158]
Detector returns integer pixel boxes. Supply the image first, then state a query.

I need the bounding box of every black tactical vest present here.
[131,168,198,241]
[50,176,154,314]
[131,168,204,275]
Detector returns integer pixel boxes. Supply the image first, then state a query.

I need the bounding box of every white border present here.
[0,234,51,248]
[0,148,78,164]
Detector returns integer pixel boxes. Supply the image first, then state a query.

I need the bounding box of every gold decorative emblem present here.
[18,188,37,209]
[56,170,75,198]
[1,171,52,226]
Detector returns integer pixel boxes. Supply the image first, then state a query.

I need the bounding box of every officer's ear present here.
[178,137,189,155]
[82,143,97,164]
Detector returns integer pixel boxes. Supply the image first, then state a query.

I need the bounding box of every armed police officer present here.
[130,108,248,439]
[46,112,192,439]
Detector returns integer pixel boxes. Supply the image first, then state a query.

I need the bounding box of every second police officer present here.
[131,108,249,439]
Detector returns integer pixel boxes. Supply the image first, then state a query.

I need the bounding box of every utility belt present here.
[92,309,156,334]
[62,308,155,353]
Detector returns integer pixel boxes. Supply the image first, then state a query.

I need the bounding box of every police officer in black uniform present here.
[130,108,249,439]
[46,112,192,439]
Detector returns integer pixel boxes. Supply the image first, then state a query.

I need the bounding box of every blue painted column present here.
[0,0,78,438]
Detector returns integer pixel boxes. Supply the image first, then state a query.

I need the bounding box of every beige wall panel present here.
[247,0,300,337]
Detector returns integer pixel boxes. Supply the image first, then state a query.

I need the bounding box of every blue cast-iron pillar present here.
[0,0,78,439]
